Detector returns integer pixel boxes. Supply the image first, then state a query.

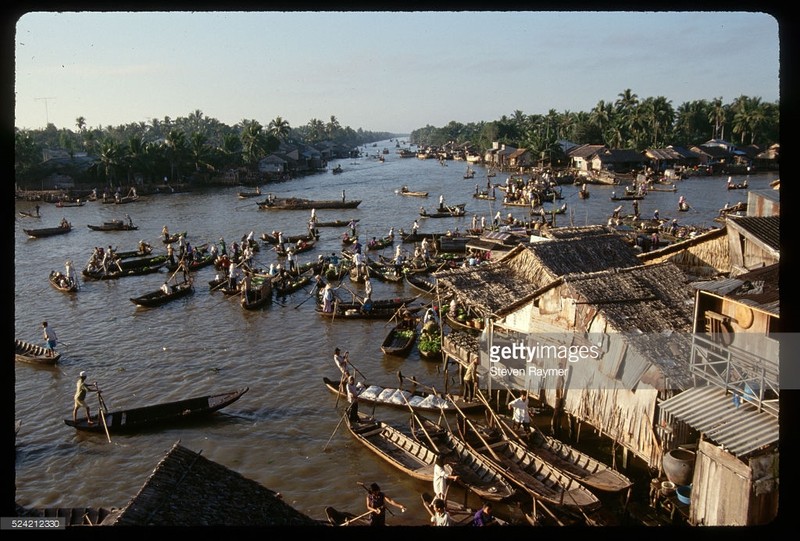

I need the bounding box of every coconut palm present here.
[269,116,291,140]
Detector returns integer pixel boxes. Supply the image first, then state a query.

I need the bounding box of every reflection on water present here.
[14,143,777,524]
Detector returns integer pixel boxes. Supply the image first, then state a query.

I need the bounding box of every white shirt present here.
[509,396,531,424]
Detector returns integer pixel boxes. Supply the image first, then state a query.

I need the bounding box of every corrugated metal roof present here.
[659,386,779,458]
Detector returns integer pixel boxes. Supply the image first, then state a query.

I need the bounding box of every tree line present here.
[14,112,395,186]
[14,89,778,186]
[410,90,779,164]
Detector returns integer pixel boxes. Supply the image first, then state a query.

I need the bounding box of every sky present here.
[13,10,781,134]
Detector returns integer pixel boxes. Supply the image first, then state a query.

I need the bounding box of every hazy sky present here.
[14,11,780,134]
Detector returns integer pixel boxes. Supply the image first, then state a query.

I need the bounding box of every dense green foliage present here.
[14,111,397,186]
[410,91,779,163]
[14,89,778,186]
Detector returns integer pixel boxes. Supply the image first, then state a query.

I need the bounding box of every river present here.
[13,141,778,525]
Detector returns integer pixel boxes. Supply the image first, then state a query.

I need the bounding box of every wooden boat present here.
[331,164,343,174]
[459,422,601,511]
[316,303,423,320]
[63,387,249,433]
[87,220,138,231]
[115,245,153,259]
[165,252,215,272]
[130,281,194,307]
[325,294,420,313]
[445,311,481,334]
[648,184,678,192]
[18,210,41,218]
[13,505,121,526]
[397,187,429,197]
[237,189,262,199]
[419,204,467,218]
[578,188,590,199]
[324,506,369,526]
[366,235,394,251]
[412,416,517,502]
[116,254,168,271]
[346,412,442,483]
[405,273,436,295]
[610,194,644,201]
[240,279,272,310]
[261,231,318,244]
[49,270,79,293]
[473,191,496,200]
[82,260,167,280]
[22,223,72,238]
[314,218,359,228]
[275,240,316,257]
[55,200,85,207]
[324,376,481,413]
[272,273,312,296]
[718,201,747,216]
[257,197,361,210]
[380,323,417,356]
[15,339,60,365]
[523,427,633,493]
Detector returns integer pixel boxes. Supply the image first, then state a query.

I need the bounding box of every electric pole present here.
[35,97,56,125]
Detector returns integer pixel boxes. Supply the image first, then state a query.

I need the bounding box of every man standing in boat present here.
[72,371,98,425]
[42,321,58,357]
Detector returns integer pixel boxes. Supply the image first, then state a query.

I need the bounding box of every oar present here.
[343,351,367,382]
[96,389,112,443]
[399,393,439,453]
[447,395,503,463]
[334,371,346,409]
[294,284,318,309]
[341,509,373,526]
[323,406,350,451]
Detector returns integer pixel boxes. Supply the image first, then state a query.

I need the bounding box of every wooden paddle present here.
[341,509,372,526]
[96,389,112,443]
[323,406,350,451]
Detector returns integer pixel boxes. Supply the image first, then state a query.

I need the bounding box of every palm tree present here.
[163,129,188,182]
[325,115,340,140]
[98,138,121,187]
[708,97,726,140]
[240,120,266,166]
[75,116,86,132]
[268,116,291,141]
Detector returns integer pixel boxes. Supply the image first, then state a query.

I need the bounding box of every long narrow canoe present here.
[240,280,272,310]
[413,417,517,502]
[322,377,481,413]
[15,339,60,365]
[347,412,440,482]
[380,324,417,357]
[257,197,361,210]
[23,224,72,238]
[464,425,602,511]
[82,261,167,280]
[523,427,633,493]
[64,387,249,433]
[325,506,369,526]
[130,282,194,307]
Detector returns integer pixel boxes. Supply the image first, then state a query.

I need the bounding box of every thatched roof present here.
[562,261,695,334]
[540,224,618,240]
[562,262,696,390]
[434,245,542,317]
[435,231,642,317]
[108,442,323,527]
[524,232,641,276]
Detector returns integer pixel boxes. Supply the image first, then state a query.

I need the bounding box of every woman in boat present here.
[433,453,458,501]
[365,482,405,526]
[322,283,335,313]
